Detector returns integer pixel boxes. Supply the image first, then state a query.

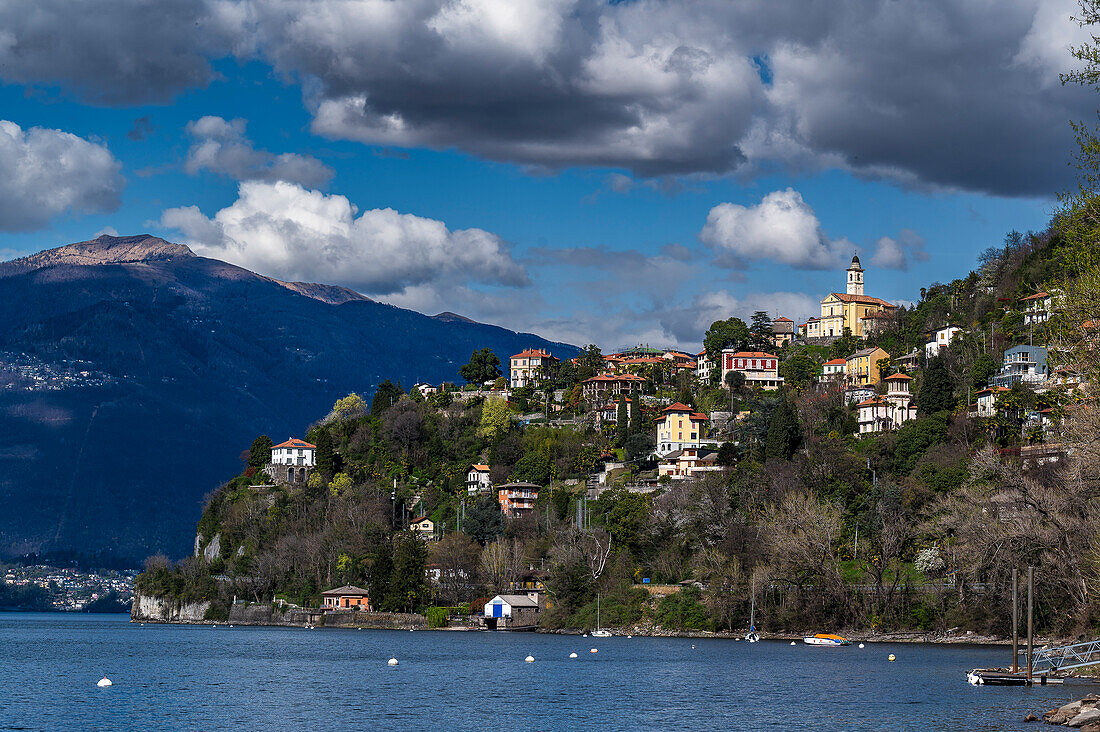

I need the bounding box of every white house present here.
[925,326,961,359]
[483,593,540,630]
[972,386,1010,418]
[720,350,784,390]
[656,402,708,456]
[658,448,721,480]
[466,464,492,496]
[856,374,917,435]
[1021,292,1053,326]
[694,350,714,382]
[270,437,316,466]
[509,349,558,389]
[821,358,847,381]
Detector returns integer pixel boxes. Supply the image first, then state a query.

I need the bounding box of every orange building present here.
[321,585,371,610]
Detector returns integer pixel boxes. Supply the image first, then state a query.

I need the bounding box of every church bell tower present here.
[846,255,864,296]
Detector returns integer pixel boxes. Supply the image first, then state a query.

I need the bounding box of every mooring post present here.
[1012,568,1019,673]
[1026,566,1034,684]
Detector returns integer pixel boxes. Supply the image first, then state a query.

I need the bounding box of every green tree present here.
[371,380,404,416]
[779,349,817,387]
[574,344,605,381]
[918,355,955,415]
[332,393,367,420]
[459,348,502,385]
[971,353,998,387]
[704,317,750,364]
[313,429,337,481]
[749,310,773,351]
[829,329,862,359]
[248,435,273,469]
[616,395,629,445]
[479,398,512,441]
[623,432,654,462]
[464,495,504,545]
[384,532,429,612]
[764,395,801,461]
[716,441,738,467]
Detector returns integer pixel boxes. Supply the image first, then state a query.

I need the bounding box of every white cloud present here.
[0,120,123,231]
[657,289,819,346]
[158,180,528,295]
[871,229,928,271]
[699,188,852,270]
[184,116,333,187]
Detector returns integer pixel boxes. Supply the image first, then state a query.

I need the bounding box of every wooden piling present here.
[1026,566,1034,684]
[1012,568,1019,674]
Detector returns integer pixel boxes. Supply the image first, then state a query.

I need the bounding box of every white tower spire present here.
[846,254,864,296]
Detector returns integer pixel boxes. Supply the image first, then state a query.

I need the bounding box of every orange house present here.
[321,585,371,610]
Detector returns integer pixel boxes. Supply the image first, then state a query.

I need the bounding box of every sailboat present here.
[744,573,760,643]
[591,593,611,637]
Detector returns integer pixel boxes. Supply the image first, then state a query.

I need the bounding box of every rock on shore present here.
[1040,694,1100,728]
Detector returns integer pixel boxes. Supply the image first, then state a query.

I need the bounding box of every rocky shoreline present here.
[1031,694,1100,728]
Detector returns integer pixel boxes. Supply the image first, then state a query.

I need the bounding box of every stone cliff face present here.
[131,593,211,623]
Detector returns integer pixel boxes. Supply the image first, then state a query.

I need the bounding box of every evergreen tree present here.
[918,355,955,415]
[371,380,404,416]
[385,532,430,612]
[314,429,337,481]
[764,395,801,461]
[716,441,738,467]
[750,310,773,350]
[616,395,629,445]
[248,435,273,469]
[464,495,504,545]
[703,317,750,363]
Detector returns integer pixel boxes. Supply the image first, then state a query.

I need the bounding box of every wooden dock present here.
[967,669,1064,686]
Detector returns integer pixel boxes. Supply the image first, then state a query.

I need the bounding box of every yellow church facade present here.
[801,256,895,339]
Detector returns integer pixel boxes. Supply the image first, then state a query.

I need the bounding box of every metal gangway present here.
[1029,639,1100,674]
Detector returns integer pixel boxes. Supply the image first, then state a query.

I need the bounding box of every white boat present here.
[803,633,850,646]
[744,574,760,642]
[591,594,612,638]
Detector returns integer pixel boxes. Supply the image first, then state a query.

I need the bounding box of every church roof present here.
[823,292,896,307]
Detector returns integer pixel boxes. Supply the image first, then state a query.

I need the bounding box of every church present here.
[800,255,895,340]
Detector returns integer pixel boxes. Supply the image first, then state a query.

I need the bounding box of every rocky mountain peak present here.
[1,234,194,274]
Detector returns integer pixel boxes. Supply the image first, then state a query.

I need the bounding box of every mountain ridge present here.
[0,234,576,563]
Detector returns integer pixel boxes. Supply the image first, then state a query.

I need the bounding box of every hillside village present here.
[135,227,1095,638]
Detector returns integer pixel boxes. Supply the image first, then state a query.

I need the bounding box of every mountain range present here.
[0,235,575,565]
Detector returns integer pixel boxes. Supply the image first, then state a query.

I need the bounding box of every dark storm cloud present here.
[0,0,1089,195]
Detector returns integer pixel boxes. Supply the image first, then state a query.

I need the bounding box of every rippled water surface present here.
[0,613,1088,730]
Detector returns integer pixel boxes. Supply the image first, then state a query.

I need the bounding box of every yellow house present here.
[410,516,435,540]
[655,402,708,457]
[845,347,891,387]
[807,256,895,338]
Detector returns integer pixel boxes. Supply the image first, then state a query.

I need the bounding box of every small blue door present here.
[492,602,503,618]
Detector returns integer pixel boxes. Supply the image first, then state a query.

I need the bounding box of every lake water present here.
[0,613,1088,731]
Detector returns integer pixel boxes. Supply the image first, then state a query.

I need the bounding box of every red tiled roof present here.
[725,351,779,359]
[1020,292,1051,302]
[824,358,847,365]
[512,348,556,359]
[471,464,490,471]
[825,293,897,307]
[856,397,886,407]
[272,438,316,450]
[585,373,646,383]
[663,402,693,412]
[884,373,912,380]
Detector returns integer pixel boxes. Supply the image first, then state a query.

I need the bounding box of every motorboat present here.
[803,633,851,646]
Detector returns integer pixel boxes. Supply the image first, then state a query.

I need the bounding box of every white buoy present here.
[525,655,535,663]
[590,648,598,654]
[858,643,865,648]
[582,633,588,638]
[790,641,796,646]
[888,654,896,662]
[569,652,578,659]
[388,657,399,666]
[97,676,112,687]
[691,644,695,649]
[627,635,632,639]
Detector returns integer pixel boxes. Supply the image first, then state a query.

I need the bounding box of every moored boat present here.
[803,633,850,646]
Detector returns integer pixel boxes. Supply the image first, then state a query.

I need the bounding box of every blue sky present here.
[0,0,1083,349]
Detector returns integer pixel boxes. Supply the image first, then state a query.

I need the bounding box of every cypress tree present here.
[918,355,955,415]
[616,395,629,445]
[314,429,336,480]
[248,435,273,469]
[764,396,801,461]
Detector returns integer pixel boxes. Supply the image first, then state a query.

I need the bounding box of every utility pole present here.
[1026,566,1034,684]
[1011,568,1019,673]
